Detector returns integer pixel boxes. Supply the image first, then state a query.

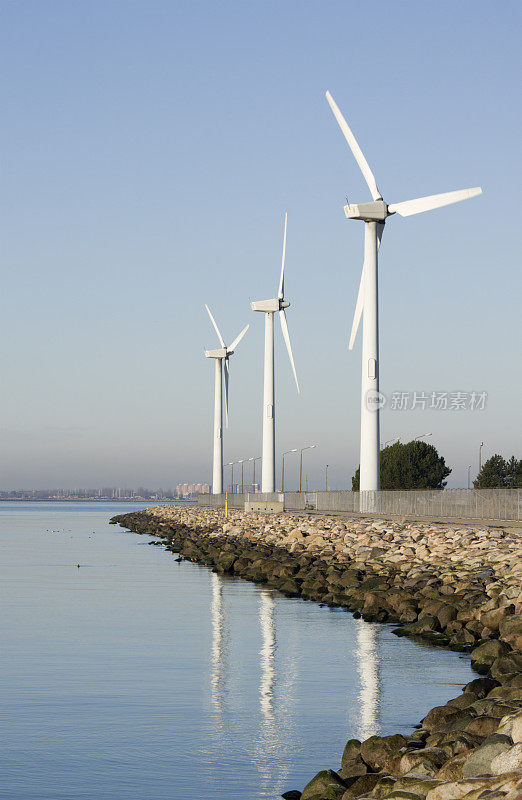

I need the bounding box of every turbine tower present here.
[204,305,249,494]
[325,91,482,492]
[251,213,300,493]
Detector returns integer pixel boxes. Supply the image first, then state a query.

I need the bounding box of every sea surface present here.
[0,502,475,800]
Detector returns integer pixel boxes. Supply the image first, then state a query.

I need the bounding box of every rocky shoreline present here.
[110,506,522,800]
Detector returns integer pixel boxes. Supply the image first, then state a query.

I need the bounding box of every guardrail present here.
[198,488,521,521]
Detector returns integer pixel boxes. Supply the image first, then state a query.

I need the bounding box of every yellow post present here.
[225,491,228,519]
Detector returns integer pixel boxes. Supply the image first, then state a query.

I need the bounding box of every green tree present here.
[352,440,451,490]
[474,454,521,488]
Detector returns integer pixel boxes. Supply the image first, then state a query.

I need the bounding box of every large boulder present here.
[421,705,462,733]
[425,774,522,800]
[490,742,522,774]
[470,640,511,672]
[360,734,407,771]
[340,773,382,798]
[480,604,515,632]
[465,714,500,738]
[463,677,499,697]
[461,733,513,777]
[393,775,444,797]
[300,769,347,800]
[490,650,522,680]
[398,748,446,777]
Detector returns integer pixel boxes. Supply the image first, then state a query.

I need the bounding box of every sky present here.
[0,0,520,491]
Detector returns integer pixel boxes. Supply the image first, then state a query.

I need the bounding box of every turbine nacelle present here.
[344,200,388,222]
[205,347,228,359]
[251,298,290,313]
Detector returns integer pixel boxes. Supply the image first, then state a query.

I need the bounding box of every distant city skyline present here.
[0,2,520,491]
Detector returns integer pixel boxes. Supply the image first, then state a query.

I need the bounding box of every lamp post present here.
[414,433,432,441]
[226,461,235,493]
[248,456,261,492]
[238,459,245,494]
[281,449,297,492]
[479,442,484,473]
[383,437,399,448]
[467,465,472,490]
[325,464,329,492]
[299,445,317,492]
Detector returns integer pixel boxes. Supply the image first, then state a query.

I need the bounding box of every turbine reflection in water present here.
[210,572,228,713]
[355,618,381,740]
[255,588,297,796]
[259,589,276,720]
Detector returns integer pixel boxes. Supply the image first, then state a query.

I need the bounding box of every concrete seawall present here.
[111,505,522,800]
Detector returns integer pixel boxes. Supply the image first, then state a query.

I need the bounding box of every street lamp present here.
[248,456,261,492]
[281,449,297,492]
[479,442,484,473]
[226,462,235,493]
[325,464,329,492]
[414,432,432,441]
[467,465,472,490]
[383,437,399,448]
[299,445,317,492]
[237,459,246,494]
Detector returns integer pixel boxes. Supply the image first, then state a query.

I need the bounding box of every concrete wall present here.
[198,488,521,521]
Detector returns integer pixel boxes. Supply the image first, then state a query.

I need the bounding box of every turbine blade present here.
[278,212,287,300]
[228,323,249,352]
[279,309,300,394]
[388,187,482,217]
[349,262,365,350]
[376,221,385,251]
[205,304,225,348]
[223,358,229,428]
[325,90,382,202]
[349,224,383,350]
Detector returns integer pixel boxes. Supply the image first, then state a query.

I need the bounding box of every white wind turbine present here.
[204,305,249,494]
[251,213,300,493]
[326,91,482,492]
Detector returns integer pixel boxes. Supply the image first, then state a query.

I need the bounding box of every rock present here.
[281,792,302,800]
[384,792,424,800]
[463,677,500,698]
[445,692,479,711]
[434,753,468,781]
[339,756,368,780]
[470,640,511,671]
[425,774,522,800]
[360,734,407,771]
[480,605,515,632]
[465,715,500,738]
[512,710,522,743]
[490,742,522,774]
[394,775,444,797]
[340,773,381,799]
[504,777,522,799]
[370,774,397,798]
[490,651,522,680]
[421,706,462,732]
[301,769,347,800]
[399,748,447,777]
[461,734,513,777]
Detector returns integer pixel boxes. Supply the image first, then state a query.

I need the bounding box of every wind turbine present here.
[204,305,249,494]
[251,213,300,493]
[325,91,482,492]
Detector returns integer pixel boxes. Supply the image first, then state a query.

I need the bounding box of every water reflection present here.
[210,572,228,712]
[355,619,381,739]
[259,589,276,720]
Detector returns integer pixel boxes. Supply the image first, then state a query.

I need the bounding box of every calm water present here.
[0,502,474,800]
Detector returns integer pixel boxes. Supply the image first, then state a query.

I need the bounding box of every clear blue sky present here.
[1,0,520,490]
